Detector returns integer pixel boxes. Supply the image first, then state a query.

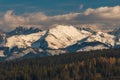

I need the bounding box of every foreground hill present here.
[0,48,120,80]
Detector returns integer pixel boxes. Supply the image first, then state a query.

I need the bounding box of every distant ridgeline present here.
[6,26,42,36]
[0,48,119,80]
[0,25,120,61]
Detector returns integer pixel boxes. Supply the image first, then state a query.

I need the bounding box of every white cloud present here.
[51,13,80,21]
[84,6,120,19]
[0,6,120,32]
[4,10,26,25]
[0,11,80,31]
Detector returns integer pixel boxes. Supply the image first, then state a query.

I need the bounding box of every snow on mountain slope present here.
[5,47,51,60]
[79,44,108,51]
[0,25,120,61]
[45,25,92,49]
[109,28,120,36]
[4,31,46,48]
[5,48,38,60]
[0,50,6,57]
[0,33,6,46]
[108,28,120,46]
[3,25,116,50]
[87,32,115,47]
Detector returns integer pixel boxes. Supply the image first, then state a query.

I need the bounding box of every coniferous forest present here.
[0,48,120,80]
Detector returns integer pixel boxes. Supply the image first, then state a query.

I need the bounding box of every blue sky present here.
[0,0,120,31]
[0,0,120,15]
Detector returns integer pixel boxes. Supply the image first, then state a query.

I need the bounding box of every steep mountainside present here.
[0,25,120,60]
[4,31,46,48]
[40,25,92,49]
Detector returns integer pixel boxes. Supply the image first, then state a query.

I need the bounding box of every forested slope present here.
[0,48,120,80]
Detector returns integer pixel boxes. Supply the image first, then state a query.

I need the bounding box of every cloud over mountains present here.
[0,6,120,32]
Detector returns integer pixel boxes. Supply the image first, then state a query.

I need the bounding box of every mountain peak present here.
[7,26,42,36]
[45,25,92,49]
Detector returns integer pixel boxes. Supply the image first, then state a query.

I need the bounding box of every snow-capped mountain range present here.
[0,25,120,60]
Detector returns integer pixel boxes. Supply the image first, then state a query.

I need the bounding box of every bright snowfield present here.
[0,25,120,60]
[4,31,46,48]
[87,32,115,47]
[46,25,92,49]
